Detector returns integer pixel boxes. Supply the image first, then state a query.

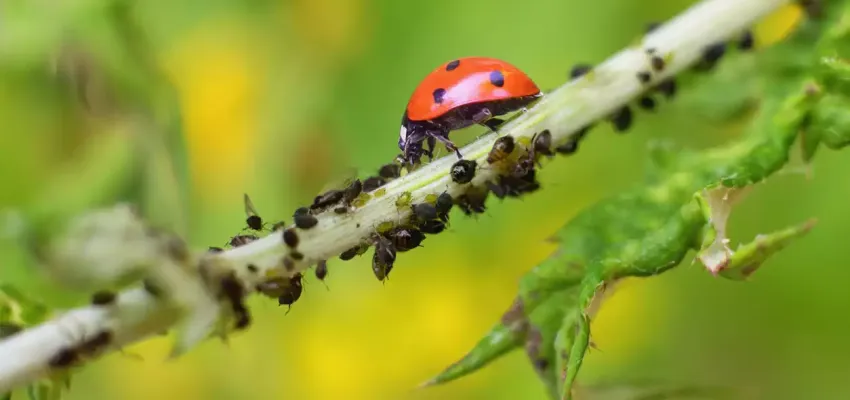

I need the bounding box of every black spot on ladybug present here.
[432,88,446,104]
[636,71,652,84]
[489,70,505,87]
[446,59,460,71]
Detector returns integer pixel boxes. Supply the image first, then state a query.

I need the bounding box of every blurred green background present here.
[2,1,848,399]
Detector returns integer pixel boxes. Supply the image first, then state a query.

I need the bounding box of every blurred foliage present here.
[1,1,849,400]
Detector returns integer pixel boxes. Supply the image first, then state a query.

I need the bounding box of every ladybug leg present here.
[426,136,436,161]
[427,132,462,159]
[482,118,505,132]
[470,108,493,125]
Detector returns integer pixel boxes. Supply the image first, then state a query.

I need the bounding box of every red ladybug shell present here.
[405,57,541,122]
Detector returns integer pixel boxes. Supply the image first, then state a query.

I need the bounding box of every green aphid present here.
[395,192,412,209]
[373,188,387,198]
[351,192,371,208]
[375,221,395,234]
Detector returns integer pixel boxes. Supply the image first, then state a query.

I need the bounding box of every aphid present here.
[78,330,113,355]
[342,179,363,206]
[610,106,633,132]
[636,71,652,84]
[362,176,387,192]
[91,291,117,306]
[411,203,438,222]
[372,235,397,282]
[385,227,426,252]
[208,246,224,252]
[339,243,368,261]
[450,159,477,184]
[569,64,593,79]
[294,213,318,229]
[278,273,304,312]
[229,234,258,248]
[395,192,413,209]
[315,260,329,282]
[493,174,540,198]
[532,130,554,158]
[646,21,661,33]
[376,221,395,234]
[374,188,388,197]
[283,256,295,271]
[655,78,677,99]
[243,193,264,231]
[271,221,286,231]
[334,206,348,214]
[399,57,542,165]
[487,179,508,199]
[48,348,80,369]
[435,192,454,220]
[419,219,447,234]
[487,135,516,164]
[220,273,250,330]
[650,54,665,72]
[555,139,579,155]
[0,322,22,338]
[351,192,371,208]
[738,30,755,50]
[378,163,402,179]
[697,42,726,71]
[310,189,345,213]
[456,188,488,215]
[282,228,299,248]
[638,96,656,111]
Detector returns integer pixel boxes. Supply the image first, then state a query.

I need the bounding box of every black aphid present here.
[282,228,299,248]
[385,227,425,252]
[450,159,477,184]
[91,291,117,306]
[363,176,387,192]
[294,213,319,229]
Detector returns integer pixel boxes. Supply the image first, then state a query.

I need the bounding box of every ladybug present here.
[398,57,543,166]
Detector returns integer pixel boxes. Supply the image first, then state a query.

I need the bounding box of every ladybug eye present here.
[489,70,505,87]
